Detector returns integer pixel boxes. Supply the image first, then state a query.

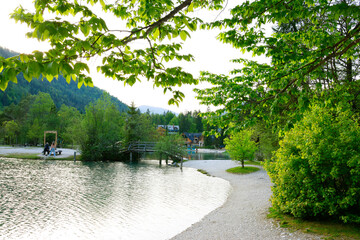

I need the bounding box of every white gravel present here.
[172,160,322,240]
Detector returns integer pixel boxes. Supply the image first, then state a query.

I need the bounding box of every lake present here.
[0,154,231,240]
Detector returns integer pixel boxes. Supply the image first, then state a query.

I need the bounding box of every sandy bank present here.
[171,160,322,240]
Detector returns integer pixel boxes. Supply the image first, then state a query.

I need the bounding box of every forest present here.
[0,90,221,155]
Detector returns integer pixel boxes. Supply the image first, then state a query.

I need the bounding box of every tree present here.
[81,93,124,161]
[27,118,43,145]
[196,0,360,131]
[124,102,157,143]
[155,134,186,162]
[224,129,258,168]
[3,120,19,145]
[28,92,56,127]
[193,110,203,133]
[169,116,179,126]
[1,0,224,104]
[58,104,83,147]
[164,111,176,125]
[0,94,37,144]
[264,104,360,223]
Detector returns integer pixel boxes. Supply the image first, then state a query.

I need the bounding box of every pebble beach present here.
[172,160,322,240]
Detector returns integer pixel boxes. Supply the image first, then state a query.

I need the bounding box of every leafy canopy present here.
[196,0,360,131]
[0,0,224,105]
[224,129,258,168]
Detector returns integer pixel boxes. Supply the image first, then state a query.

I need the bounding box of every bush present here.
[265,104,360,223]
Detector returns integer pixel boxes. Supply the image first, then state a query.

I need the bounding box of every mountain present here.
[0,46,128,113]
[138,105,178,115]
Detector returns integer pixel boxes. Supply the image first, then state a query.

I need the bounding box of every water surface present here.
[0,158,230,240]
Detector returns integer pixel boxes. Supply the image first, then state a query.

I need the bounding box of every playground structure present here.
[43,131,57,147]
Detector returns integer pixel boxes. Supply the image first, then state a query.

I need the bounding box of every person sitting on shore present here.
[50,141,56,157]
[43,142,50,156]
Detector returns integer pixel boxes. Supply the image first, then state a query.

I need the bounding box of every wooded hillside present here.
[0,46,128,113]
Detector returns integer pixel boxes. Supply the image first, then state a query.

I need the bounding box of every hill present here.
[0,46,128,113]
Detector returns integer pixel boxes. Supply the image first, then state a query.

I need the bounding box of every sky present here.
[0,0,245,113]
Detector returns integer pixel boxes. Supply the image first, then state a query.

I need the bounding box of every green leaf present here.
[34,51,43,61]
[126,75,136,86]
[80,23,90,37]
[153,28,160,39]
[0,77,9,91]
[188,2,194,12]
[180,30,187,41]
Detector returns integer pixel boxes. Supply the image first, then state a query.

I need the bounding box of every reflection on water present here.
[185,150,231,161]
[142,150,231,161]
[0,157,230,240]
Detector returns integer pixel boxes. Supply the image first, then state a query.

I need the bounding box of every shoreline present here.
[0,146,79,159]
[171,160,322,240]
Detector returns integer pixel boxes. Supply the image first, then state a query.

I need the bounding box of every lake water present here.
[0,155,231,240]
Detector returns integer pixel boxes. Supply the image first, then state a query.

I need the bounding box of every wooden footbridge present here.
[127,142,157,153]
[120,141,184,169]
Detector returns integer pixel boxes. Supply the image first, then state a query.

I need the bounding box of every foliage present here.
[124,102,157,144]
[264,104,360,223]
[196,0,360,131]
[2,120,19,145]
[252,121,279,161]
[226,166,260,174]
[225,129,258,168]
[58,104,83,147]
[26,118,43,145]
[155,134,186,162]
[1,0,225,105]
[0,46,128,113]
[81,93,124,161]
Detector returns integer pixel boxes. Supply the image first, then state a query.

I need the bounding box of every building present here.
[157,125,179,135]
[182,132,204,147]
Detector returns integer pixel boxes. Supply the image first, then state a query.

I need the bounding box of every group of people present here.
[43,141,56,156]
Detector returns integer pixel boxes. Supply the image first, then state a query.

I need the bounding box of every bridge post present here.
[159,153,162,165]
[166,156,168,165]
[130,152,133,162]
[180,156,183,171]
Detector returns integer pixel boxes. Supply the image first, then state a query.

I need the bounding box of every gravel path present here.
[0,146,79,158]
[171,160,322,240]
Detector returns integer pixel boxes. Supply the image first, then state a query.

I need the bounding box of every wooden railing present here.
[127,141,157,152]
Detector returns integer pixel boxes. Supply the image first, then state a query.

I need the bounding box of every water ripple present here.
[0,158,230,240]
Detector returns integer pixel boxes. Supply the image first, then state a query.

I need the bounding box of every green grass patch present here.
[0,153,40,159]
[268,207,360,239]
[244,160,262,165]
[226,166,260,174]
[197,169,212,176]
[0,153,79,161]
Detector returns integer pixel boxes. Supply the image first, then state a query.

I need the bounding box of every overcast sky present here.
[0,1,245,113]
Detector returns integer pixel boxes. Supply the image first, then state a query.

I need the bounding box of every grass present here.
[226,166,260,174]
[0,153,79,161]
[197,169,212,176]
[268,207,360,240]
[244,160,262,165]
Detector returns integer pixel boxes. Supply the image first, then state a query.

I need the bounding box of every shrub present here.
[265,104,360,223]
